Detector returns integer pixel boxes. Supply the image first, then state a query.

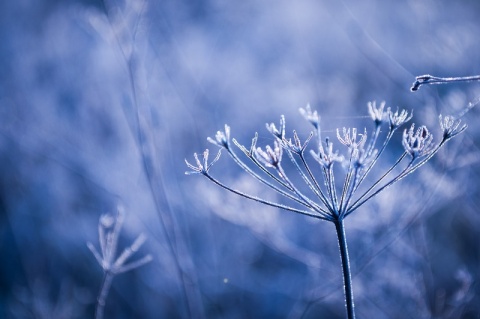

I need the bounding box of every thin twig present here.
[411,74,480,91]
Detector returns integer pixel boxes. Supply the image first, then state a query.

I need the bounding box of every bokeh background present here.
[1,0,480,318]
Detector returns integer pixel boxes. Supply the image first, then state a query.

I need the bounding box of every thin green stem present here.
[334,218,355,319]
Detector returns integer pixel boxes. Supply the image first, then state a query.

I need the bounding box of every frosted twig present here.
[411,74,480,91]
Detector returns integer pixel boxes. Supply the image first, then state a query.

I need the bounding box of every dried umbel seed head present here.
[186,101,466,219]
[299,104,320,130]
[185,149,222,175]
[402,124,435,159]
[207,125,231,149]
[368,101,387,125]
[388,107,412,130]
[439,115,467,141]
[266,115,286,140]
[255,140,283,168]
[88,208,152,275]
[336,127,367,150]
[185,101,468,319]
[282,130,313,154]
[310,137,344,169]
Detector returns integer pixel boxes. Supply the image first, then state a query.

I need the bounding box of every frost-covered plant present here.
[87,207,152,319]
[185,101,466,319]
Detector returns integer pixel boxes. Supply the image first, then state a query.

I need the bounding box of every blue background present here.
[1,0,480,318]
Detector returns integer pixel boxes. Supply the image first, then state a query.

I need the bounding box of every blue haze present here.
[1,0,480,318]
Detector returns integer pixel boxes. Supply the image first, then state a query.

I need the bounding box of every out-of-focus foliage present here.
[1,0,479,318]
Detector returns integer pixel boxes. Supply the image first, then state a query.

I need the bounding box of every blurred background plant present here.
[87,206,152,319]
[1,0,480,318]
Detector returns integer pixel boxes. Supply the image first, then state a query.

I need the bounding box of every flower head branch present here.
[368,101,387,125]
[402,124,435,159]
[266,115,286,140]
[232,133,258,158]
[388,107,413,130]
[282,130,313,154]
[207,125,231,149]
[299,104,320,131]
[185,149,222,175]
[310,137,344,169]
[439,115,467,141]
[337,127,368,150]
[255,140,283,168]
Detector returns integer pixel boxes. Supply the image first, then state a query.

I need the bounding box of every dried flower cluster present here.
[186,102,465,221]
[185,101,466,319]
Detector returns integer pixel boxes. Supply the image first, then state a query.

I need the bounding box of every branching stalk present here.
[204,173,333,221]
[299,154,333,211]
[186,102,466,319]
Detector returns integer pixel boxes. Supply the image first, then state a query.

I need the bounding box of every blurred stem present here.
[100,1,205,317]
[95,271,114,319]
[334,218,355,319]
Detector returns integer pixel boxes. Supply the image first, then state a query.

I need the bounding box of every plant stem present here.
[411,74,480,91]
[96,271,114,319]
[334,218,356,319]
